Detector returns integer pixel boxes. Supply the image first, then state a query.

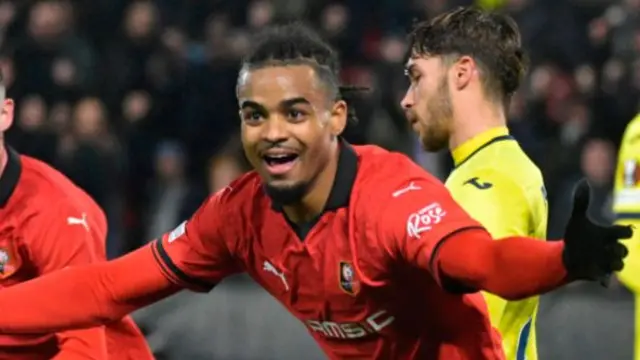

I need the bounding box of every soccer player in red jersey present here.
[0,84,153,359]
[0,24,630,360]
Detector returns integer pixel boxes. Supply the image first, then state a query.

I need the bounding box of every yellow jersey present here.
[445,126,547,360]
[612,113,640,360]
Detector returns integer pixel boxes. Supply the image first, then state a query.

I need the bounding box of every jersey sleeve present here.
[451,168,534,238]
[151,189,242,292]
[375,178,486,279]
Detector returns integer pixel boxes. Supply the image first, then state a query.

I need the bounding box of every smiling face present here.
[237,64,347,204]
[401,56,454,152]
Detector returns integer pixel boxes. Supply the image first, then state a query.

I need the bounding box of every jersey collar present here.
[271,139,357,212]
[451,126,514,167]
[0,147,22,208]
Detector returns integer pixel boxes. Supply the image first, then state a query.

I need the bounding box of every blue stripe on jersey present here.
[516,317,532,360]
[615,212,640,220]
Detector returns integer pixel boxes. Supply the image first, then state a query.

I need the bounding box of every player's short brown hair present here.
[408,7,528,103]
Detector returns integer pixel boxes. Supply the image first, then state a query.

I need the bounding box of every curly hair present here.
[408,7,529,103]
[239,22,364,124]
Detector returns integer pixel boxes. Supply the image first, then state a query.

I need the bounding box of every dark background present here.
[0,0,637,358]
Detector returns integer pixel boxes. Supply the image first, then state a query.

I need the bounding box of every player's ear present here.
[329,99,347,136]
[451,55,475,91]
[0,98,14,132]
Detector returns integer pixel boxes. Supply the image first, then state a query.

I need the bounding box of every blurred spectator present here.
[207,152,244,194]
[144,141,203,241]
[8,94,57,163]
[0,0,637,358]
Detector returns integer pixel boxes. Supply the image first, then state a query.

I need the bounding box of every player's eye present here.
[242,110,264,123]
[287,109,307,122]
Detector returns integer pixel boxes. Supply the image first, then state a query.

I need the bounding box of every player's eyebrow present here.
[279,97,311,107]
[240,98,311,112]
[240,100,265,111]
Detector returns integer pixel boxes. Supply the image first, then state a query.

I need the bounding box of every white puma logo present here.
[67,213,89,232]
[392,182,422,197]
[263,261,289,291]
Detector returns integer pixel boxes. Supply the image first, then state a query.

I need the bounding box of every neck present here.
[283,141,340,223]
[449,100,506,150]
[0,145,8,179]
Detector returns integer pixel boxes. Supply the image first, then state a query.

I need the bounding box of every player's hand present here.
[562,179,633,285]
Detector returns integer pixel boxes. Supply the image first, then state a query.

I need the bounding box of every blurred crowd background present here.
[0,0,638,359]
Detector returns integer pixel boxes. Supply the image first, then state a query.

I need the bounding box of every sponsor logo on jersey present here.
[305,310,395,339]
[464,177,493,190]
[392,182,422,197]
[338,261,360,296]
[406,202,447,239]
[263,260,289,291]
[67,213,89,232]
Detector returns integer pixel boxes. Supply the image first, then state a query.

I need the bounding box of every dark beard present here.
[264,182,311,206]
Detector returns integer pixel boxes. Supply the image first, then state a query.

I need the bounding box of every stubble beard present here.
[420,79,454,152]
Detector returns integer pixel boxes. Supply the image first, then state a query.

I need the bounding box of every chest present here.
[239,210,396,333]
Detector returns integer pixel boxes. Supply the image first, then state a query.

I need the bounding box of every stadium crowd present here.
[0,0,637,359]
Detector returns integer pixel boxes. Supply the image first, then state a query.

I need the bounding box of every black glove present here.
[562,179,633,285]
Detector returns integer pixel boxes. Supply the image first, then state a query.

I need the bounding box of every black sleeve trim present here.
[153,240,216,291]
[428,226,485,294]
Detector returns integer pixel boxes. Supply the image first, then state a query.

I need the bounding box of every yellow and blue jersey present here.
[613,113,640,360]
[446,126,547,360]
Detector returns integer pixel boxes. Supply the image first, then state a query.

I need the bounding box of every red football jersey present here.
[0,149,153,360]
[153,142,505,360]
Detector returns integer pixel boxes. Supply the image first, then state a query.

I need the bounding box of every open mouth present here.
[262,153,299,175]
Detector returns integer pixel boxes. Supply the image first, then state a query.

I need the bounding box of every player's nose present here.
[400,89,414,110]
[261,116,290,143]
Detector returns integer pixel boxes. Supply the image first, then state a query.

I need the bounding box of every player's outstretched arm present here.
[380,178,631,300]
[0,245,180,334]
[435,180,631,299]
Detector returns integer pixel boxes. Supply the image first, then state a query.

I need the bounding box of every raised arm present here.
[378,178,631,300]
[0,241,178,333]
[0,190,242,334]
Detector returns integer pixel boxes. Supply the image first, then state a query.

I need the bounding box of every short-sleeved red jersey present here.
[0,148,153,360]
[153,142,505,359]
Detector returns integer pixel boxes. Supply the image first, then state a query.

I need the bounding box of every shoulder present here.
[351,146,450,223]
[11,156,102,222]
[205,170,265,213]
[457,141,544,196]
[192,171,265,239]
[17,156,87,204]
[354,145,444,195]
[453,163,544,210]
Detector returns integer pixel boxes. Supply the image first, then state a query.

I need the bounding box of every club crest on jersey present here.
[0,243,21,279]
[339,261,360,296]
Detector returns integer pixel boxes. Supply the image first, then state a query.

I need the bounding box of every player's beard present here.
[264,181,311,205]
[419,77,454,152]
